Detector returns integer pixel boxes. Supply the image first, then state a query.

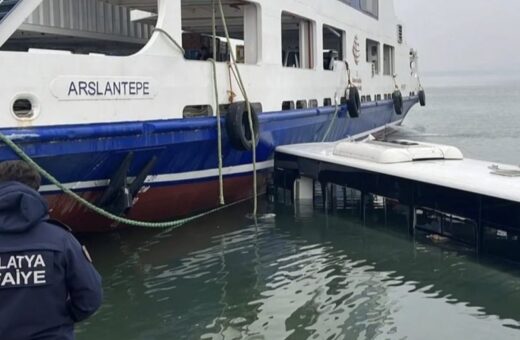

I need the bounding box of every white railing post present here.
[140,0,183,57]
[0,0,42,47]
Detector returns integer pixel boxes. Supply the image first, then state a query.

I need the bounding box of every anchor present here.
[97,152,158,215]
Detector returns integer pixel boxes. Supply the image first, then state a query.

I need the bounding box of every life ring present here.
[392,90,403,115]
[347,86,361,118]
[225,101,260,151]
[419,89,426,106]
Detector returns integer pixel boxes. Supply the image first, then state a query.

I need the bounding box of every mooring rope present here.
[216,0,258,216]
[0,133,251,229]
[226,62,236,103]
[321,93,341,143]
[322,62,351,142]
[152,27,185,56]
[210,0,225,206]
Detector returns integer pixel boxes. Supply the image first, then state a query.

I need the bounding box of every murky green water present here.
[77,75,520,339]
[77,202,520,340]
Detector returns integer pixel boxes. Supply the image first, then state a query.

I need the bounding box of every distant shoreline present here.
[421,70,520,88]
[423,69,520,78]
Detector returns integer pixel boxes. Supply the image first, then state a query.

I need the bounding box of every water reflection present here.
[77,201,520,340]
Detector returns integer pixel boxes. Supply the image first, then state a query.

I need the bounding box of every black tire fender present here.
[225,101,260,151]
[419,89,426,107]
[392,90,404,115]
[347,86,361,118]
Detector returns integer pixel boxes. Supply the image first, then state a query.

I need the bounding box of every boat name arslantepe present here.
[67,80,151,97]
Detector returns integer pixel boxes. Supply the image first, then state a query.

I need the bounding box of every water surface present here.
[78,202,520,340]
[77,73,520,339]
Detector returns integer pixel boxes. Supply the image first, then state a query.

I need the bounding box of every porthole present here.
[11,95,40,121]
[183,105,213,118]
[13,99,33,118]
[282,101,295,111]
[296,100,307,109]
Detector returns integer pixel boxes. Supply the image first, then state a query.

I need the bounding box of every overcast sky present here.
[393,0,520,74]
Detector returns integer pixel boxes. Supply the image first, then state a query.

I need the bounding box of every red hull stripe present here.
[45,174,266,232]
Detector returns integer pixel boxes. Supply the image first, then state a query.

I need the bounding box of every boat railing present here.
[0,0,20,23]
[1,0,155,55]
[0,0,41,48]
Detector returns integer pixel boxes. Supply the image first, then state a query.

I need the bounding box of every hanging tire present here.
[392,90,403,115]
[225,101,260,151]
[419,89,426,106]
[347,86,361,118]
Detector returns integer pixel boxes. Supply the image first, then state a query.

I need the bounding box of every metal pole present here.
[330,184,337,212]
[321,182,329,212]
[408,184,416,236]
[476,196,484,255]
[343,186,347,210]
[408,205,415,236]
[361,191,366,223]
[312,180,316,208]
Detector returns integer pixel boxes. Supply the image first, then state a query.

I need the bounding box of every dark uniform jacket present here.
[0,182,103,340]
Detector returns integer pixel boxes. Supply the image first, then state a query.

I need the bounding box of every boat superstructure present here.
[0,0,423,231]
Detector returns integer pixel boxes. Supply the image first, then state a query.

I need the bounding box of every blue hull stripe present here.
[0,98,418,190]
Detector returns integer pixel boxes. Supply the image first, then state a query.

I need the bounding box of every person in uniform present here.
[0,160,103,340]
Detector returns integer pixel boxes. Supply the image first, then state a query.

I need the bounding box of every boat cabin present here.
[0,0,419,128]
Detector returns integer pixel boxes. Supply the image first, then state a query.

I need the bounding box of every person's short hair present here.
[0,160,41,190]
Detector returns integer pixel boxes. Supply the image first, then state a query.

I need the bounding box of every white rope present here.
[216,0,258,216]
[321,93,341,143]
[211,0,225,206]
[152,28,185,55]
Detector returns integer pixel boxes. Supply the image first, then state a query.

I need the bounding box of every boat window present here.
[12,98,34,119]
[323,24,344,70]
[1,0,157,56]
[282,101,295,111]
[397,24,403,44]
[366,39,380,76]
[383,44,395,76]
[360,0,379,18]
[183,105,213,118]
[309,99,318,108]
[181,0,259,64]
[337,0,378,19]
[281,12,314,69]
[296,100,307,109]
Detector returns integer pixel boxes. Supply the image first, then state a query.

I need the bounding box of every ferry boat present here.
[0,0,425,232]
